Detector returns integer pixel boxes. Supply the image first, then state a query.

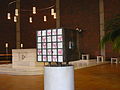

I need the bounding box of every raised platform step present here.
[0,59,109,75]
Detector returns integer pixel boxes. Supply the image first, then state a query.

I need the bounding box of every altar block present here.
[12,49,37,68]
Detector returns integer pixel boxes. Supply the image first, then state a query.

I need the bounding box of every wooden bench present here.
[0,54,12,63]
[0,54,12,56]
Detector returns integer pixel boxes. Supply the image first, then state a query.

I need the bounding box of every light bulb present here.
[14,16,17,22]
[53,13,56,19]
[15,9,18,16]
[7,13,11,19]
[51,8,54,15]
[33,7,36,14]
[44,16,47,22]
[21,43,23,48]
[5,43,8,48]
[29,17,32,23]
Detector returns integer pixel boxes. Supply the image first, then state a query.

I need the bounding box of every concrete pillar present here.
[16,0,21,49]
[99,0,105,57]
[77,31,80,59]
[56,0,60,28]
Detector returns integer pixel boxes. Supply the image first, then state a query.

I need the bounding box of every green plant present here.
[100,15,120,52]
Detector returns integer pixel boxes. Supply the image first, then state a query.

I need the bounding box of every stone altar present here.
[12,49,40,68]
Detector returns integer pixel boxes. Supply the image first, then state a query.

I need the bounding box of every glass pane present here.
[52,36,56,42]
[58,36,63,42]
[38,56,42,61]
[47,29,51,36]
[37,31,41,36]
[38,49,42,55]
[53,56,57,62]
[58,42,63,48]
[52,29,57,35]
[43,49,46,55]
[47,43,51,48]
[43,56,47,61]
[58,29,62,35]
[42,37,46,42]
[47,49,52,55]
[48,56,52,62]
[42,43,46,48]
[37,43,41,49]
[38,37,41,42]
[58,49,63,55]
[47,36,51,42]
[58,56,63,62]
[52,43,57,48]
[52,49,57,55]
[42,30,46,36]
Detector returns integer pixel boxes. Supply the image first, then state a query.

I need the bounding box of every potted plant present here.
[101,15,120,53]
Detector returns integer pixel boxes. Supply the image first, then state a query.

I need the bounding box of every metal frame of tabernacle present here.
[36,28,80,65]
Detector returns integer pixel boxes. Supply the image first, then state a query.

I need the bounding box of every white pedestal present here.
[12,49,37,68]
[44,65,74,90]
[97,56,104,63]
[111,58,119,64]
[82,54,90,60]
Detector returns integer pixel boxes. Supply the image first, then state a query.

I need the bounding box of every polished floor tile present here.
[0,63,120,90]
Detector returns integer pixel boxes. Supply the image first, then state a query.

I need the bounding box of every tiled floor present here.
[0,63,120,90]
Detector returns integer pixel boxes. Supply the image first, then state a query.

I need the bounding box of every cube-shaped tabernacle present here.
[36,28,80,63]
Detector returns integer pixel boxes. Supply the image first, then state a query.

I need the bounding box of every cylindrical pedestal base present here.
[44,65,74,90]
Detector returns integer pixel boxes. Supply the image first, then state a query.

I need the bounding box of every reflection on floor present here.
[0,59,108,75]
[0,64,120,90]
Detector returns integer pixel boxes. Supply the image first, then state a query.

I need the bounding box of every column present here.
[16,0,21,49]
[56,0,60,28]
[99,0,105,57]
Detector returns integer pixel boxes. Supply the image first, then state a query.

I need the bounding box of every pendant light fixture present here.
[44,16,47,22]
[33,7,36,14]
[29,17,33,23]
[15,9,18,16]
[7,13,11,19]
[14,16,17,22]
[51,8,54,15]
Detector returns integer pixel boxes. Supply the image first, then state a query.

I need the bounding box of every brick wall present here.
[0,0,119,58]
[60,0,100,58]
